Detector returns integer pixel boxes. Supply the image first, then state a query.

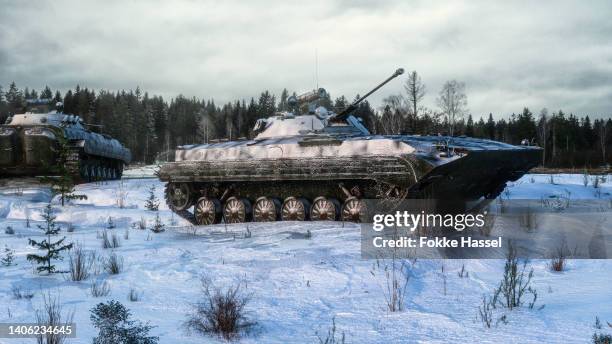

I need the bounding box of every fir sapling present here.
[27,203,74,274]
[144,185,160,211]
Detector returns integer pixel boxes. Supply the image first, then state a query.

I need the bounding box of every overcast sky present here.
[1,0,611,118]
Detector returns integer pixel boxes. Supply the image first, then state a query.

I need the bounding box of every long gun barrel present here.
[333,68,404,121]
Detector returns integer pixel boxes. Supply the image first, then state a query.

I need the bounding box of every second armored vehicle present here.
[0,100,131,181]
[158,69,541,225]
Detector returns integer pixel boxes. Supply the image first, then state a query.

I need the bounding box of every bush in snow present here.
[592,316,612,344]
[91,279,111,297]
[90,300,158,344]
[136,217,147,230]
[316,317,345,344]
[457,264,469,278]
[5,226,15,235]
[549,239,572,272]
[144,185,159,211]
[491,243,537,310]
[370,255,411,312]
[541,189,572,212]
[35,293,74,344]
[127,288,142,302]
[89,251,104,275]
[478,295,494,328]
[1,245,15,266]
[101,230,121,249]
[550,253,566,273]
[111,232,121,248]
[104,253,124,275]
[184,278,256,340]
[27,203,73,274]
[593,333,612,344]
[67,244,93,281]
[115,181,129,209]
[11,285,34,300]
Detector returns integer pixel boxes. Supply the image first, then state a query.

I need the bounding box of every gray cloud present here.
[1,0,611,118]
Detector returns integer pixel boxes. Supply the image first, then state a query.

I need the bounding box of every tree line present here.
[0,74,610,168]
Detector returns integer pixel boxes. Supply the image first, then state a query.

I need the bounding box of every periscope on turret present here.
[0,99,131,181]
[158,68,542,226]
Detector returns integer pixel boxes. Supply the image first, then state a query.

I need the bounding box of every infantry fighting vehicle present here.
[158,69,541,225]
[0,99,131,181]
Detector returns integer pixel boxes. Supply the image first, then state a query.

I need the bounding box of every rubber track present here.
[174,209,197,225]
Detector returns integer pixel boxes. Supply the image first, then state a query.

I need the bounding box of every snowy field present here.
[0,173,611,343]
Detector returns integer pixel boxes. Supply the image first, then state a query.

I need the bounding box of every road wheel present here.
[341,197,366,222]
[165,183,193,211]
[195,197,222,225]
[281,197,310,221]
[223,197,252,223]
[310,196,340,221]
[253,197,281,222]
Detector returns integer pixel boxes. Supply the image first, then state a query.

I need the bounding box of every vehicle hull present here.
[158,135,542,223]
[0,121,130,181]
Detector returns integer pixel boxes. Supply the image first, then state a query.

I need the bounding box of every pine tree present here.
[53,90,63,105]
[144,185,159,211]
[40,85,53,100]
[27,203,73,274]
[91,301,159,344]
[486,113,496,139]
[43,135,87,206]
[465,114,475,137]
[149,213,165,233]
[5,82,24,115]
[1,245,15,266]
[0,85,7,124]
[143,101,157,163]
[278,88,289,111]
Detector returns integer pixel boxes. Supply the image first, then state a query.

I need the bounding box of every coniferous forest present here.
[1,76,610,168]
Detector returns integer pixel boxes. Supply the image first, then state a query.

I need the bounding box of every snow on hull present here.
[0,173,610,343]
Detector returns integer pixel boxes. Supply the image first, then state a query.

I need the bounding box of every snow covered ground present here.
[0,173,611,343]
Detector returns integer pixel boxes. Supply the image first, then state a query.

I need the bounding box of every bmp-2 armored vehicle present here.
[158,69,541,225]
[0,100,131,181]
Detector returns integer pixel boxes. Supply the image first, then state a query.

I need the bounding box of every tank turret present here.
[158,69,541,226]
[252,68,404,140]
